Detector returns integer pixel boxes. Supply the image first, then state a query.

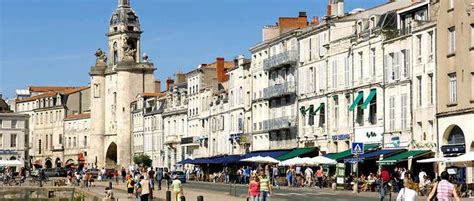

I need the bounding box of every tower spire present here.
[118,0,130,7]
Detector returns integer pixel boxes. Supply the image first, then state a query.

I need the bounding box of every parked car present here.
[170,171,186,183]
[88,168,100,179]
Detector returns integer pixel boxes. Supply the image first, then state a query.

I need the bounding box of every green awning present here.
[314,103,324,113]
[361,89,376,109]
[377,150,432,165]
[349,91,364,112]
[326,144,379,160]
[277,147,317,161]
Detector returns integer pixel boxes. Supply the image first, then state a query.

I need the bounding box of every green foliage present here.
[133,154,153,167]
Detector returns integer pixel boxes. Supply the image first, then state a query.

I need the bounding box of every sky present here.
[0,0,386,99]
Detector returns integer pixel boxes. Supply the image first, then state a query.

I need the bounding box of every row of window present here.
[35,110,63,125]
[0,133,17,148]
[0,120,18,129]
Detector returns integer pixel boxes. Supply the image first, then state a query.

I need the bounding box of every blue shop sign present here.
[332,134,351,141]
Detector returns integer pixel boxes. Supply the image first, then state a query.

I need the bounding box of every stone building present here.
[63,113,91,167]
[89,0,156,168]
[0,97,29,166]
[436,0,474,182]
[249,12,307,151]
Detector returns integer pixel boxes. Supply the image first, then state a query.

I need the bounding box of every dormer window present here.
[369,16,377,29]
[357,20,363,33]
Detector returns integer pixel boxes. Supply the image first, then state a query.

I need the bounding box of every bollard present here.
[48,191,54,198]
[166,190,171,201]
[109,181,112,189]
[197,195,204,201]
[180,195,186,201]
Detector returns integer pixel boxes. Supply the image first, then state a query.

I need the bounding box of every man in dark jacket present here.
[156,168,163,190]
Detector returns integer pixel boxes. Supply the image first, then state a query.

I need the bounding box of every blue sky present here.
[0,0,386,99]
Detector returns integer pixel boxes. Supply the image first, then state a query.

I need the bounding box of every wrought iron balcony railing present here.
[263,50,298,71]
[262,116,296,131]
[263,81,296,99]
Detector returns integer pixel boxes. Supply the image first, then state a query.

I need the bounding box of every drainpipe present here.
[382,44,386,149]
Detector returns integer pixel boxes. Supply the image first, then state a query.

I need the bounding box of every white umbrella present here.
[417,157,446,163]
[279,157,312,166]
[308,156,337,166]
[447,152,474,163]
[241,156,280,164]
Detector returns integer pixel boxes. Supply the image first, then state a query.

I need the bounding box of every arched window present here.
[448,126,465,144]
[113,42,118,64]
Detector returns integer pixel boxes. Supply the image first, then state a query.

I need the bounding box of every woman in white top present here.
[397,178,417,201]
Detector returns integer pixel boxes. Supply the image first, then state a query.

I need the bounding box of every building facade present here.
[0,101,29,166]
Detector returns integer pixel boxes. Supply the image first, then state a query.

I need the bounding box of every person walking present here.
[156,168,163,190]
[315,167,324,189]
[164,170,171,190]
[114,170,119,185]
[121,167,127,183]
[148,167,155,199]
[427,171,461,201]
[126,175,135,198]
[286,168,293,187]
[243,166,250,184]
[272,166,279,187]
[304,167,313,187]
[396,178,417,201]
[171,175,184,201]
[248,175,260,201]
[140,175,151,201]
[258,171,272,201]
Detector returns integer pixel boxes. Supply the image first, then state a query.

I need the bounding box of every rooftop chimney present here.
[175,71,186,84]
[299,12,307,17]
[215,57,227,83]
[311,16,319,25]
[154,80,161,93]
[327,0,332,16]
[166,77,174,92]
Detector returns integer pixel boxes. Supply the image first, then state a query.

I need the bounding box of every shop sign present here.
[304,142,315,147]
[441,144,465,155]
[355,126,383,144]
[332,134,351,141]
[336,163,345,188]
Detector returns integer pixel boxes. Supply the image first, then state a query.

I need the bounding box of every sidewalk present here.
[94,181,241,201]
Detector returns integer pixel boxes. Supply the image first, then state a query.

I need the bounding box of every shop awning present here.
[177,158,194,165]
[343,149,404,163]
[349,91,364,112]
[214,155,242,164]
[378,150,432,165]
[314,103,324,113]
[326,144,379,160]
[241,150,290,160]
[361,89,376,109]
[276,147,318,161]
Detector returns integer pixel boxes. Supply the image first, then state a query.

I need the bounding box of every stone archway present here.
[442,125,465,145]
[105,142,118,168]
[55,158,62,168]
[45,159,53,169]
[9,156,16,160]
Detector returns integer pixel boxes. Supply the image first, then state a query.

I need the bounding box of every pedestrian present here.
[127,175,135,198]
[148,167,155,199]
[237,167,243,184]
[418,168,427,187]
[156,167,163,190]
[258,171,272,201]
[272,165,279,187]
[243,166,250,184]
[247,175,260,201]
[164,169,172,189]
[134,175,143,201]
[427,171,461,201]
[172,175,184,201]
[396,178,417,201]
[140,175,150,201]
[114,170,119,185]
[304,167,313,187]
[121,167,127,183]
[101,168,106,180]
[286,168,293,187]
[315,166,324,189]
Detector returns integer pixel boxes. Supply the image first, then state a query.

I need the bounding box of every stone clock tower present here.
[89,0,155,168]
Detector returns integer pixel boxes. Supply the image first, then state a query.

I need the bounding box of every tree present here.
[133,154,152,167]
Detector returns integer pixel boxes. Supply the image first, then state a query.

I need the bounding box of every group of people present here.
[122,166,184,201]
[247,170,273,201]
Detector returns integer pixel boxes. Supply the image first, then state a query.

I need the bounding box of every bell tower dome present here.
[108,0,142,64]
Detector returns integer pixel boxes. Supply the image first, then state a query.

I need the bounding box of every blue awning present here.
[240,150,290,160]
[177,158,194,164]
[214,155,242,165]
[343,149,405,164]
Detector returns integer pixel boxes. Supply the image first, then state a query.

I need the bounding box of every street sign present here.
[351,142,364,155]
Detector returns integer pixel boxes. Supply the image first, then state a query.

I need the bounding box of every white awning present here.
[417,157,446,163]
[0,160,23,166]
[448,152,474,163]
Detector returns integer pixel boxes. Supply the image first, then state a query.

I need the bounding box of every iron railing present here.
[263,81,296,99]
[263,50,298,71]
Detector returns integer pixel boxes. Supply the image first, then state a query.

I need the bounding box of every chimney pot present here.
[299,12,307,17]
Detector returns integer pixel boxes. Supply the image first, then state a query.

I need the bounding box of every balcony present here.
[164,135,180,145]
[263,50,298,71]
[263,82,296,99]
[262,116,296,131]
